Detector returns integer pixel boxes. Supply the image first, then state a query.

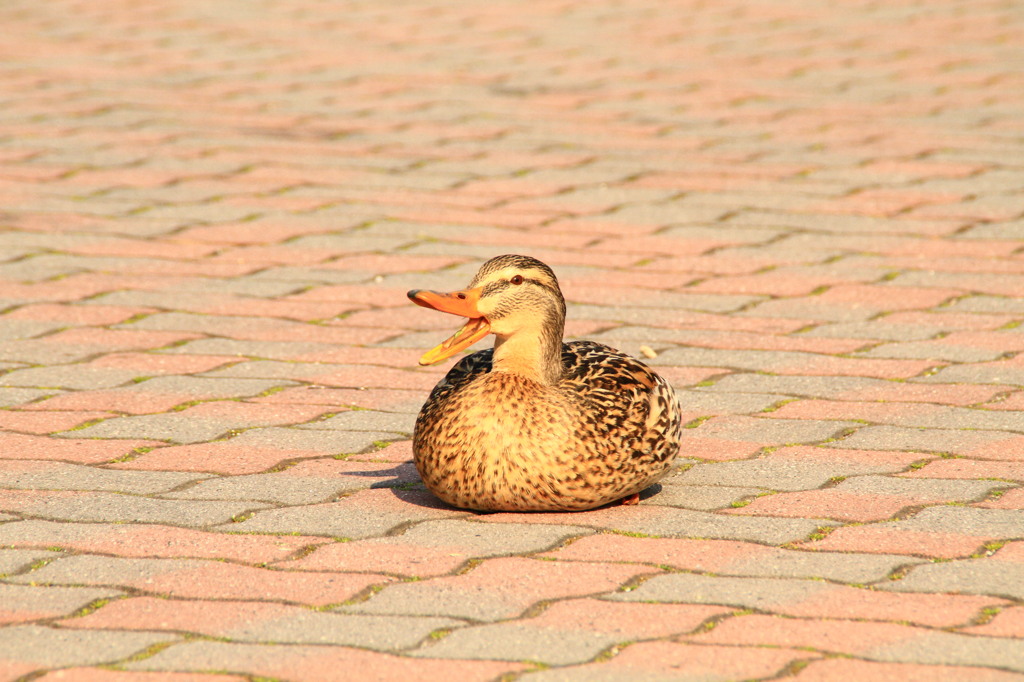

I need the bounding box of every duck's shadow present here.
[374,467,664,514]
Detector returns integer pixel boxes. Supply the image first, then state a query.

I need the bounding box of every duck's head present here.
[408,254,566,367]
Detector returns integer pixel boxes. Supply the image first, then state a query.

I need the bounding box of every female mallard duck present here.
[408,254,682,512]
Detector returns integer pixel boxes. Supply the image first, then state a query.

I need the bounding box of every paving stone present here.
[0,387,55,408]
[0,549,63,576]
[9,554,392,605]
[0,460,206,494]
[223,427,401,455]
[888,506,1024,543]
[343,557,649,621]
[63,595,460,651]
[123,640,526,681]
[0,583,124,623]
[0,519,323,563]
[0,490,268,526]
[52,413,242,444]
[294,409,416,435]
[836,425,1013,454]
[1,627,171,676]
[226,488,467,539]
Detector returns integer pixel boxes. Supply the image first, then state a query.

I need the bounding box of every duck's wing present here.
[423,348,494,405]
[561,340,682,465]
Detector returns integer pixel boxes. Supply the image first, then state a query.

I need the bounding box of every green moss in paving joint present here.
[609,529,658,539]
[806,525,836,542]
[426,627,454,642]
[999,320,1022,330]
[68,597,113,619]
[590,641,633,663]
[171,399,204,412]
[759,398,797,414]
[230,511,255,523]
[973,606,1004,627]
[692,379,716,388]
[119,639,177,663]
[61,417,110,433]
[975,540,1006,558]
[808,285,830,296]
[683,415,712,429]
[130,375,152,384]
[907,459,930,470]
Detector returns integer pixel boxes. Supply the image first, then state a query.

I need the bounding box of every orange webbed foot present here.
[619,492,640,506]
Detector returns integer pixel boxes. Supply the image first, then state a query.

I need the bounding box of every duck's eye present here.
[510,275,524,285]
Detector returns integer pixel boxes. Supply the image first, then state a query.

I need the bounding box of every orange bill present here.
[408,287,490,365]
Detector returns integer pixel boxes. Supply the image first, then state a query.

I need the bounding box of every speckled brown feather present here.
[413,340,683,511]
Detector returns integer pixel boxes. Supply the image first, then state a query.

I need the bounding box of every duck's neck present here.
[491,326,563,386]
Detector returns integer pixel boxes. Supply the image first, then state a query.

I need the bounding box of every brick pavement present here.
[1,0,1023,680]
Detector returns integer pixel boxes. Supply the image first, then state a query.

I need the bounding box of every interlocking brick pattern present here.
[1,0,1022,679]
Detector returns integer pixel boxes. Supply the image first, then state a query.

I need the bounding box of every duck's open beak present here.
[408,287,490,365]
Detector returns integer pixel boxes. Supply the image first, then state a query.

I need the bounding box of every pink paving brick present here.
[285,539,468,577]
[21,391,195,415]
[60,597,289,636]
[87,353,240,375]
[960,606,1024,638]
[109,443,325,474]
[35,671,249,682]
[792,658,1024,682]
[836,382,1007,406]
[768,399,942,424]
[726,490,931,522]
[782,586,1008,628]
[0,432,162,464]
[814,284,965,310]
[0,410,116,434]
[528,598,731,638]
[137,562,393,606]
[902,459,1024,480]
[1,304,156,326]
[687,613,919,654]
[4,521,324,562]
[537,533,770,572]
[557,642,814,681]
[799,527,992,559]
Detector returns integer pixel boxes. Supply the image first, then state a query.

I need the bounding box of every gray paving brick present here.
[798,322,945,341]
[230,611,462,650]
[0,462,205,494]
[0,320,63,341]
[162,466,412,505]
[882,559,1024,600]
[341,581,525,621]
[855,342,1004,363]
[704,415,857,446]
[385,519,593,556]
[562,507,835,545]
[0,583,124,616]
[609,573,830,610]
[943,295,1024,315]
[226,491,466,539]
[295,410,415,435]
[915,364,1024,387]
[0,387,55,407]
[741,299,880,322]
[8,554,198,587]
[866,630,1024,672]
[646,484,762,511]
[834,475,1002,500]
[835,425,1013,454]
[723,548,922,583]
[225,426,400,455]
[163,337,335,360]
[65,413,243,444]
[0,365,141,390]
[0,549,63,576]
[0,625,174,668]
[10,491,268,526]
[889,506,1024,538]
[673,390,787,415]
[411,623,613,665]
[120,375,295,399]
[673,457,891,492]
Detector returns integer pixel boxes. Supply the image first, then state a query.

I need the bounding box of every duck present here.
[407,254,682,512]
